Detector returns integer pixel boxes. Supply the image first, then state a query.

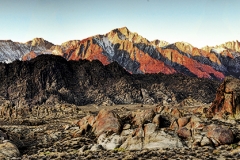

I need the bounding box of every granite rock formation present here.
[77,107,236,151]
[207,76,240,119]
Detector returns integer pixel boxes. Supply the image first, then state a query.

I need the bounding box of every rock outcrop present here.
[206,124,234,146]
[0,141,20,159]
[0,129,20,159]
[77,106,236,151]
[0,100,239,159]
[92,109,122,137]
[207,76,240,119]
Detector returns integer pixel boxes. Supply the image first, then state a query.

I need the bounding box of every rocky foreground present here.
[0,70,240,159]
[1,76,240,160]
[0,102,240,160]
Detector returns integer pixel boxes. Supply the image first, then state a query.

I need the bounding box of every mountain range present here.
[0,27,240,79]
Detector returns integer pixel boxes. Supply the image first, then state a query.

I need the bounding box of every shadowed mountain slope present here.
[0,55,220,106]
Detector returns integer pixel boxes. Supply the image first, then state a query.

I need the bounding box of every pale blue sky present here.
[0,0,240,48]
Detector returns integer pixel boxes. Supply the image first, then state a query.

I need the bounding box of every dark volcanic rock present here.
[0,54,220,106]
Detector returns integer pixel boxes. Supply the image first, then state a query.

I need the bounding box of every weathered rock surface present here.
[206,124,234,146]
[0,102,239,159]
[0,141,20,159]
[207,76,240,119]
[0,129,20,159]
[75,105,237,151]
[131,109,155,127]
[92,109,122,136]
[97,133,125,150]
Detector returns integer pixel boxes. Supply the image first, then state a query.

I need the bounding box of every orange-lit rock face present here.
[18,28,240,79]
[66,38,110,65]
[112,40,175,74]
[22,51,37,61]
[221,50,234,58]
[80,44,109,65]
[220,41,240,52]
[136,51,176,74]
[158,48,224,79]
[174,43,222,65]
[175,42,193,54]
[207,76,240,118]
[107,27,150,44]
[192,48,221,65]
[201,41,240,59]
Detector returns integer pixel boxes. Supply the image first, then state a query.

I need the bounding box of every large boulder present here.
[169,115,235,147]
[92,109,122,137]
[177,127,191,139]
[97,133,126,150]
[170,116,205,134]
[177,117,190,128]
[207,76,240,119]
[0,141,20,159]
[131,109,155,127]
[77,115,95,134]
[143,130,183,149]
[120,126,145,150]
[206,124,234,146]
[120,125,183,150]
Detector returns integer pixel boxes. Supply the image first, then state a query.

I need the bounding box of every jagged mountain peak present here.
[25,37,45,45]
[60,40,81,48]
[0,40,13,43]
[116,26,130,36]
[25,38,54,49]
[201,45,211,52]
[106,27,150,44]
[202,40,240,53]
[218,40,240,52]
[174,41,194,53]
